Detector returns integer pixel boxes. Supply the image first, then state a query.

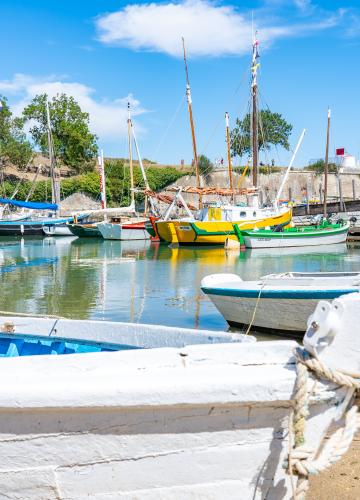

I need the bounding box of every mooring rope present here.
[287,346,360,499]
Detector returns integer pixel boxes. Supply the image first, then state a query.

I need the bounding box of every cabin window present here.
[253,211,257,217]
[240,211,246,217]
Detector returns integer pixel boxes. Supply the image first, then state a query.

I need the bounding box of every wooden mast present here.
[46,100,60,208]
[127,102,135,209]
[225,112,234,201]
[251,33,259,188]
[323,108,331,219]
[182,37,202,209]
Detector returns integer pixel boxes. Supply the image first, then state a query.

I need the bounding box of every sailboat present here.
[97,104,154,241]
[0,101,74,236]
[155,36,292,245]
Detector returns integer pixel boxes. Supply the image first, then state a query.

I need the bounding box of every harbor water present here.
[1,236,360,336]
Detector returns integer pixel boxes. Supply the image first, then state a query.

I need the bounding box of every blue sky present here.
[0,0,359,167]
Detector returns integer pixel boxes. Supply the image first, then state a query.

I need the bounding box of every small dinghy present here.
[0,295,359,499]
[201,271,360,335]
[235,220,349,248]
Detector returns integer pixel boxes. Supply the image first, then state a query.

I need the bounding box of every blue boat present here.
[0,315,253,357]
[0,198,73,236]
[0,331,140,357]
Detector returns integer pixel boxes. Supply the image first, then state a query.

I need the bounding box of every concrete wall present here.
[166,169,360,206]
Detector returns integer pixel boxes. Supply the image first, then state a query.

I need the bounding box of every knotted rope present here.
[287,346,360,500]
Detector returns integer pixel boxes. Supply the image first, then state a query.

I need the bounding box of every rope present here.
[287,346,360,499]
[245,282,266,335]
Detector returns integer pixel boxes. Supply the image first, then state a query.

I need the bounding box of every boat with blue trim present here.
[201,271,360,335]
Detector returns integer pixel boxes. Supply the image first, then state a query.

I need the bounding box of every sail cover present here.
[0,198,58,211]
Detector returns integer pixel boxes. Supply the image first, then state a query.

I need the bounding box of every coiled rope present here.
[287,346,360,499]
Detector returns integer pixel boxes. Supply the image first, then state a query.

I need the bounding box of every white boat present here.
[42,224,73,236]
[0,293,358,499]
[98,217,151,240]
[201,271,360,334]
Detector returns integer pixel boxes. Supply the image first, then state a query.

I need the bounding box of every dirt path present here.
[308,437,360,499]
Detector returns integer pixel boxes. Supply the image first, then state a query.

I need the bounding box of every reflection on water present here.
[0,237,358,335]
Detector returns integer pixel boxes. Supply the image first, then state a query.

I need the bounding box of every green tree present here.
[307,159,338,175]
[0,97,33,169]
[22,93,98,172]
[231,110,292,158]
[198,154,214,177]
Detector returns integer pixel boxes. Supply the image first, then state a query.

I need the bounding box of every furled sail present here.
[0,198,58,211]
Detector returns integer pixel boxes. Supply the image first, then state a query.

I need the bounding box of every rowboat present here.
[236,220,349,248]
[98,217,151,241]
[43,224,73,236]
[201,271,360,335]
[0,293,358,498]
[68,222,101,237]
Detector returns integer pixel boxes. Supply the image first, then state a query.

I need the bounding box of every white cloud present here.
[0,74,144,143]
[95,0,341,57]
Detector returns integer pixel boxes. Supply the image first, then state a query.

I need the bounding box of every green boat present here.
[68,223,102,238]
[234,220,350,249]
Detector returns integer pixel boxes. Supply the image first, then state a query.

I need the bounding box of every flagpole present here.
[324,108,331,219]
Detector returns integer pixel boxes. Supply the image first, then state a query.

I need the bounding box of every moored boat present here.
[68,222,101,238]
[237,220,349,249]
[0,294,358,498]
[172,204,292,245]
[201,270,360,334]
[98,217,151,240]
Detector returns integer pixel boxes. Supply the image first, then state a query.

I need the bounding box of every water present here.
[0,236,360,335]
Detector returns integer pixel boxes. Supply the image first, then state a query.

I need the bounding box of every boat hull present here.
[98,222,151,240]
[156,220,179,244]
[0,336,345,499]
[167,209,292,245]
[0,218,72,236]
[201,273,357,334]
[43,225,73,236]
[242,224,349,248]
[68,224,101,237]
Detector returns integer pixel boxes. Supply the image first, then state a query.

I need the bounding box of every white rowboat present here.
[201,271,360,334]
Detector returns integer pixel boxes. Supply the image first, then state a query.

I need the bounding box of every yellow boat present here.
[157,205,292,245]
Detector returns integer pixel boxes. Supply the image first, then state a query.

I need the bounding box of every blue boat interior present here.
[0,332,141,357]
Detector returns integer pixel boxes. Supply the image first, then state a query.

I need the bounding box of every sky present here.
[0,0,359,167]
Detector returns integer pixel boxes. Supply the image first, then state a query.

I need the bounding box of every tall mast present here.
[127,102,135,208]
[324,108,331,219]
[182,37,202,209]
[46,100,60,207]
[251,32,260,188]
[225,112,234,198]
[128,103,156,213]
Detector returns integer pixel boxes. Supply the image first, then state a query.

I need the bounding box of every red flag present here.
[336,148,345,156]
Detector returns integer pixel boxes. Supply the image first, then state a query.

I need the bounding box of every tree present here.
[198,154,214,177]
[307,159,338,175]
[231,110,292,159]
[0,97,33,170]
[22,93,98,172]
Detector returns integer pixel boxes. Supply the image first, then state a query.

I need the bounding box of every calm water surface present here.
[0,236,359,335]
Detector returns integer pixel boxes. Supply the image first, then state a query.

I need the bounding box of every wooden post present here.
[306,178,311,215]
[323,108,331,218]
[338,175,345,212]
[319,182,323,204]
[288,187,292,203]
[225,112,234,202]
[352,179,356,201]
